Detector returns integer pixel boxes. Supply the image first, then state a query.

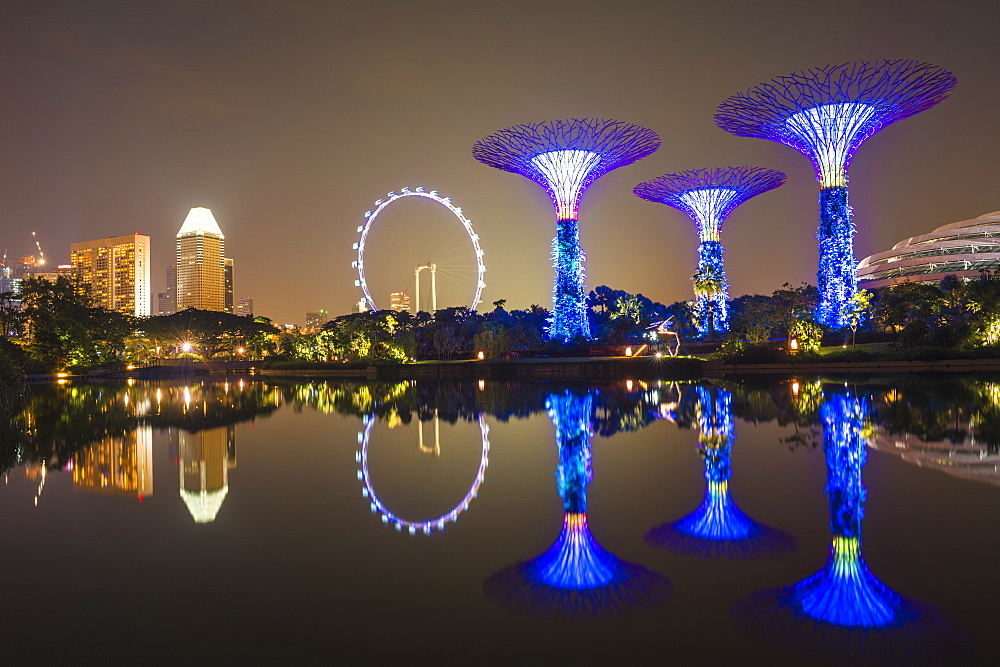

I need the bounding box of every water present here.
[1,376,997,663]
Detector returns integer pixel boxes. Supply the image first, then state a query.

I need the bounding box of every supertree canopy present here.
[646,385,794,558]
[715,60,957,328]
[483,390,671,618]
[473,119,660,341]
[634,167,785,335]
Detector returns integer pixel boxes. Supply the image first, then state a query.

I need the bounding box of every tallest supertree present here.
[715,60,956,328]
[474,119,660,341]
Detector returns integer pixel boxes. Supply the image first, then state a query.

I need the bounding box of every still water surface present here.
[2,377,998,663]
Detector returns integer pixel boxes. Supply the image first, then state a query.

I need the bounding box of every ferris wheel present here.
[352,187,486,312]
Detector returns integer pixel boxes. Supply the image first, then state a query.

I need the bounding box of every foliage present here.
[789,317,823,353]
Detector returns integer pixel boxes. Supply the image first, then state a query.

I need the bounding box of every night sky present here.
[2,0,997,325]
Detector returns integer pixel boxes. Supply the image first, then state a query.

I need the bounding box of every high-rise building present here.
[305,310,329,332]
[157,265,177,315]
[176,207,226,312]
[389,291,411,313]
[70,234,151,316]
[224,258,234,313]
[235,298,253,317]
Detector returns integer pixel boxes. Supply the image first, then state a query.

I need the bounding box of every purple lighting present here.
[634,167,785,334]
[474,119,660,341]
[716,60,956,328]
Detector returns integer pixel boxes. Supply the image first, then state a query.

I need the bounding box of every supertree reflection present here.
[646,386,794,558]
[484,390,670,618]
[790,391,907,626]
[735,389,959,661]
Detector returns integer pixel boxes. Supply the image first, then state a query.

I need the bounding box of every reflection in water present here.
[484,390,671,618]
[73,426,154,500]
[646,386,794,558]
[179,425,234,523]
[737,389,961,660]
[357,414,490,535]
[793,392,907,627]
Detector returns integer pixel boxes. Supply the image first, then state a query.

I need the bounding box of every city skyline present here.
[1,1,997,325]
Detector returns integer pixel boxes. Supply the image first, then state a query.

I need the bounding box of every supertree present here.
[646,385,794,558]
[715,60,957,328]
[473,119,660,341]
[484,390,671,618]
[634,167,785,335]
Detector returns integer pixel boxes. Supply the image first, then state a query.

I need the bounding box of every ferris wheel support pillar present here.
[415,263,437,315]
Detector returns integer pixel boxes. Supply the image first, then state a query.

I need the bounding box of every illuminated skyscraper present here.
[389,291,410,313]
[176,207,226,312]
[70,234,151,316]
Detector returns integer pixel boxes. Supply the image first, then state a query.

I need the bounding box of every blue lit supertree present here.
[634,167,786,336]
[646,385,794,558]
[484,390,671,618]
[716,61,957,328]
[473,119,660,341]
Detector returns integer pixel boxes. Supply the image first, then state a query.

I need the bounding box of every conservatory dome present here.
[858,211,1000,288]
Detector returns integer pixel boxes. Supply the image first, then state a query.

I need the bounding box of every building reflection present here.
[177,425,234,523]
[646,385,794,558]
[484,390,671,618]
[73,426,153,500]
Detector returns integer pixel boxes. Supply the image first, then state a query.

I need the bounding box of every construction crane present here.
[32,232,46,265]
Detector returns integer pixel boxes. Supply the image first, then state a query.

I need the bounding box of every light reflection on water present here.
[0,377,995,661]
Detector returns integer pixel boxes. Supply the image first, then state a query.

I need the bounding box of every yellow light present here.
[478,380,485,391]
[126,364,135,370]
[625,347,633,357]
[237,347,245,355]
[477,351,484,360]
[789,338,798,351]
[792,381,800,396]
[626,379,634,391]
[56,372,69,378]
[182,342,192,353]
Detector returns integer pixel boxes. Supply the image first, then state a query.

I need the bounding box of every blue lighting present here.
[695,241,729,334]
[550,220,592,342]
[716,61,957,329]
[816,187,857,328]
[474,119,660,343]
[633,167,786,337]
[787,391,908,627]
[647,386,794,557]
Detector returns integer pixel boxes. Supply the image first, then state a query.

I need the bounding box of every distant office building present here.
[70,234,151,316]
[157,265,177,315]
[224,258,235,313]
[389,291,411,313]
[858,210,1000,289]
[73,426,153,499]
[235,298,253,317]
[354,299,369,313]
[305,310,329,332]
[176,207,226,312]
